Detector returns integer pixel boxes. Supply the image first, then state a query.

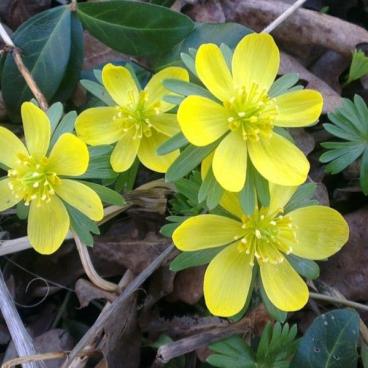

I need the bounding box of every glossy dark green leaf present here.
[154,22,252,69]
[77,1,194,56]
[170,247,224,272]
[291,309,360,368]
[2,6,71,120]
[360,149,368,195]
[53,13,84,102]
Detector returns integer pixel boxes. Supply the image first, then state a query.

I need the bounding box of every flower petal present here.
[213,132,247,192]
[75,107,124,145]
[0,127,28,168]
[288,206,349,260]
[274,90,323,127]
[196,43,235,101]
[102,64,139,106]
[21,102,51,157]
[28,196,70,255]
[0,178,20,211]
[48,133,89,177]
[145,67,189,112]
[204,242,253,317]
[149,113,180,137]
[173,214,244,251]
[138,130,179,173]
[248,133,309,186]
[56,179,103,221]
[260,256,309,311]
[232,33,279,92]
[220,191,243,220]
[178,96,229,146]
[268,183,297,215]
[110,129,140,172]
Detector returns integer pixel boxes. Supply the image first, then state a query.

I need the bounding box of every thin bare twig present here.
[0,22,48,110]
[2,352,66,368]
[62,245,174,367]
[73,233,119,292]
[309,292,368,312]
[261,0,308,33]
[0,270,44,368]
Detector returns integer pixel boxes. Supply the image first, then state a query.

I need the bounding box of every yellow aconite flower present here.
[0,102,104,255]
[173,185,349,317]
[76,64,189,173]
[178,33,323,192]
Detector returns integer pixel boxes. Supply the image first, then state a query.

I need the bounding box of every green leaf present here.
[287,254,320,280]
[80,79,115,106]
[65,202,100,247]
[47,102,64,132]
[346,50,368,85]
[240,164,255,216]
[170,247,224,272]
[198,168,223,210]
[208,335,256,368]
[260,284,287,322]
[154,22,252,69]
[2,6,71,120]
[284,183,318,213]
[157,132,188,155]
[82,181,125,206]
[163,79,215,99]
[166,142,218,182]
[291,309,360,368]
[16,202,29,220]
[77,1,194,57]
[114,159,139,192]
[361,342,368,368]
[360,149,368,195]
[269,73,300,97]
[50,111,77,147]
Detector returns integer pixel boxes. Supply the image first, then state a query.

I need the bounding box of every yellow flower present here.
[177,33,323,192]
[75,64,189,173]
[172,184,349,317]
[0,102,104,255]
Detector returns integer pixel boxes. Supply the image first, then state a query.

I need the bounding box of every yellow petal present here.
[145,67,189,112]
[102,63,139,106]
[268,183,297,215]
[75,107,124,145]
[260,256,309,311]
[288,206,349,260]
[110,128,140,172]
[56,179,103,221]
[21,102,51,157]
[173,214,244,251]
[178,96,229,146]
[196,43,235,101]
[48,133,89,176]
[274,90,323,127]
[138,130,179,173]
[204,242,253,317]
[0,178,20,211]
[0,127,28,168]
[213,132,247,192]
[28,196,70,255]
[219,191,243,220]
[248,133,309,186]
[149,113,180,137]
[232,33,279,92]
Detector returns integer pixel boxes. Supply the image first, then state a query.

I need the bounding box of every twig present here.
[73,233,119,292]
[310,292,368,312]
[2,352,66,368]
[0,270,44,368]
[0,22,48,111]
[261,0,307,33]
[62,245,174,367]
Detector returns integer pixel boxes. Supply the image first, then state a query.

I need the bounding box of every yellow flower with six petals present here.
[172,184,349,317]
[0,102,104,255]
[76,64,189,173]
[178,33,323,192]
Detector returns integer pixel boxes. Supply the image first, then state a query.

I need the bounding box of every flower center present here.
[7,153,60,206]
[235,208,296,265]
[224,83,279,141]
[112,91,161,140]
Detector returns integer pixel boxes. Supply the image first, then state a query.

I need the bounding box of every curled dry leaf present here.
[220,0,368,55]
